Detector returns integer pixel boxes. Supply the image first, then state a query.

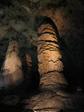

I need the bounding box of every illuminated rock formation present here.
[37,17,67,90]
[25,16,68,112]
[2,40,23,86]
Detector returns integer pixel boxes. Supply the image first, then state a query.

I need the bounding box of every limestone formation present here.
[1,40,23,86]
[37,17,67,90]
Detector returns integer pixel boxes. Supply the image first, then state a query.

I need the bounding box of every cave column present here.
[37,19,67,91]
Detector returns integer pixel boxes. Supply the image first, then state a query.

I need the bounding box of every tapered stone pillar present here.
[37,18,67,91]
[24,18,68,111]
[2,40,23,86]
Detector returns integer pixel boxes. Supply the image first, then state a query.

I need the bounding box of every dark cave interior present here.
[0,0,84,112]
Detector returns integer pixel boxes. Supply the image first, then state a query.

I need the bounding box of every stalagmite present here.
[25,17,68,112]
[1,40,23,86]
[25,51,40,90]
[25,53,32,72]
[37,17,67,90]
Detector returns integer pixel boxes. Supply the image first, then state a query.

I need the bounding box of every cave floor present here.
[0,90,84,112]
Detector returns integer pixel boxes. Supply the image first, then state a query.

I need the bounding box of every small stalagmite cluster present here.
[1,40,24,86]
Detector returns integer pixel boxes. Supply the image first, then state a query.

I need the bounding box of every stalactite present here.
[1,40,23,86]
[37,17,67,90]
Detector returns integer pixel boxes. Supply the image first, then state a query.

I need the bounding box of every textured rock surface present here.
[37,20,67,91]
